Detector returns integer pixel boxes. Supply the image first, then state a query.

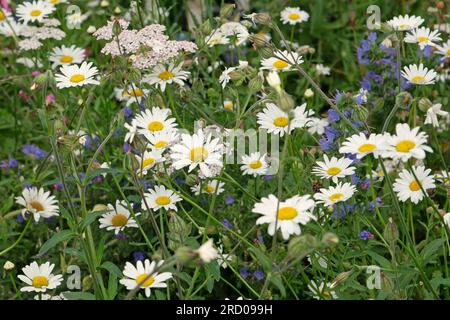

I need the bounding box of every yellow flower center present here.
[158,71,175,81]
[273,116,289,127]
[154,140,168,149]
[326,167,342,176]
[399,24,409,30]
[32,276,49,288]
[50,0,59,4]
[411,75,425,83]
[136,274,155,287]
[142,157,155,168]
[396,140,416,153]
[288,12,300,20]
[277,207,298,220]
[0,11,5,21]
[272,59,289,69]
[147,121,164,131]
[70,74,85,83]
[190,147,208,162]
[155,196,171,206]
[249,160,263,169]
[447,49,450,55]
[417,36,429,43]
[329,193,344,202]
[111,214,128,227]
[409,180,421,191]
[358,143,376,153]
[127,88,144,97]
[30,10,42,17]
[28,200,44,212]
[205,185,215,193]
[224,102,233,109]
[321,291,333,299]
[59,55,73,63]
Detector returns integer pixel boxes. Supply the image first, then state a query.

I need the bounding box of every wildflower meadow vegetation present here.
[1,0,450,301]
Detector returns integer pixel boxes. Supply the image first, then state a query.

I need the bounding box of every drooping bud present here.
[248,75,264,93]
[395,91,413,109]
[277,90,295,112]
[253,13,272,25]
[418,97,433,112]
[383,217,399,244]
[219,3,235,19]
[287,234,317,257]
[266,71,281,92]
[92,204,108,213]
[321,232,339,246]
[330,270,353,288]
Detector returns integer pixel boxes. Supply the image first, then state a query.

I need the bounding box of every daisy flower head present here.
[241,152,269,177]
[134,107,178,136]
[435,170,450,184]
[280,7,310,25]
[18,261,63,293]
[135,149,164,175]
[0,20,23,37]
[114,84,149,106]
[307,117,329,135]
[55,61,100,89]
[15,187,59,222]
[315,64,331,76]
[99,200,139,234]
[253,194,316,240]
[339,132,386,159]
[195,239,218,263]
[143,63,190,92]
[191,179,225,195]
[308,281,338,300]
[401,63,437,85]
[218,21,249,45]
[142,185,182,211]
[257,102,310,137]
[312,155,356,183]
[387,14,424,31]
[424,103,449,128]
[124,119,138,144]
[143,129,179,151]
[0,9,12,24]
[383,123,433,161]
[49,45,85,69]
[16,0,55,24]
[119,259,172,298]
[436,39,450,58]
[404,27,442,49]
[393,166,435,204]
[47,0,68,5]
[219,66,236,88]
[223,100,234,110]
[206,30,230,47]
[170,129,224,178]
[216,245,232,269]
[260,50,303,72]
[314,182,357,206]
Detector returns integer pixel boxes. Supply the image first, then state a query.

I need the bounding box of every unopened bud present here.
[114,6,121,14]
[253,13,272,25]
[92,204,108,212]
[228,70,243,81]
[219,3,235,19]
[304,88,314,98]
[395,91,413,109]
[248,76,264,93]
[185,174,198,186]
[330,270,353,288]
[259,46,275,59]
[322,232,339,246]
[266,71,281,92]
[277,90,295,112]
[112,19,122,37]
[288,234,317,257]
[87,25,96,34]
[100,0,109,8]
[383,217,399,244]
[418,97,432,112]
[3,261,15,271]
[248,34,271,47]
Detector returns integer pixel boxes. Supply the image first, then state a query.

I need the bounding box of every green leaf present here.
[367,251,392,270]
[107,272,118,300]
[100,261,123,278]
[206,261,221,281]
[248,247,271,272]
[421,238,445,262]
[270,274,286,297]
[63,291,96,300]
[80,211,105,231]
[38,230,76,257]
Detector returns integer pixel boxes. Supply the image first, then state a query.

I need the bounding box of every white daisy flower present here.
[206,30,230,47]
[393,166,435,204]
[314,182,357,206]
[315,64,331,76]
[240,152,269,177]
[444,213,450,229]
[47,0,68,5]
[280,7,309,25]
[387,14,424,31]
[307,117,329,135]
[49,45,85,69]
[142,185,182,211]
[257,102,310,137]
[339,132,386,159]
[143,63,190,92]
[424,103,449,128]
[223,100,234,110]
[15,187,59,222]
[18,261,63,293]
[55,61,100,89]
[195,239,218,263]
[216,245,232,269]
[308,281,338,300]
[436,39,450,58]
[260,50,303,72]
[404,27,442,49]
[435,170,450,184]
[134,107,178,136]
[114,84,149,106]
[99,200,139,234]
[219,67,236,88]
[0,20,23,37]
[119,259,172,298]
[135,149,164,175]
[0,9,12,24]
[252,194,316,240]
[170,129,224,178]
[382,123,433,161]
[218,21,249,45]
[312,155,356,183]
[143,129,179,151]
[66,11,89,28]
[191,180,225,195]
[124,119,138,144]
[401,63,437,85]
[16,0,55,24]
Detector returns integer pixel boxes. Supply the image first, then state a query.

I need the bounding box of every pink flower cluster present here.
[93,19,197,70]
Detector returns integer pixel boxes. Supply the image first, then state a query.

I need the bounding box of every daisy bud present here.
[100,0,109,7]
[195,239,218,263]
[266,71,281,92]
[87,25,96,34]
[199,20,212,35]
[92,204,108,212]
[321,232,339,246]
[288,234,317,257]
[219,3,235,19]
[304,88,314,98]
[383,218,399,244]
[3,261,15,271]
[277,90,295,112]
[253,13,272,25]
[395,91,413,109]
[418,97,432,112]
[114,6,121,14]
